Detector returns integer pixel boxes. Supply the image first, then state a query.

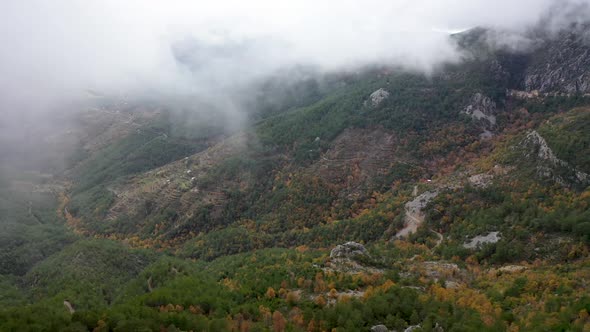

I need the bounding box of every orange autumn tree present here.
[272,311,286,332]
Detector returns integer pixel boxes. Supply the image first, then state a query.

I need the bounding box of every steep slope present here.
[69,73,492,251]
[524,24,590,94]
[1,25,590,332]
[62,25,590,261]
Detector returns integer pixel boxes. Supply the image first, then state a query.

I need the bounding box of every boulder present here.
[371,324,389,332]
[404,325,422,332]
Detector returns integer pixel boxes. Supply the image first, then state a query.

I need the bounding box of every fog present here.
[0,0,589,136]
[1,1,588,112]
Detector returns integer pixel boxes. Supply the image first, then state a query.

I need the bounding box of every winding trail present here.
[63,300,75,314]
[396,211,422,238]
[431,229,444,249]
[147,276,154,292]
[395,190,438,238]
[394,189,444,251]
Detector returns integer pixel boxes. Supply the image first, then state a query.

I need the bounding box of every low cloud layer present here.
[0,0,589,117]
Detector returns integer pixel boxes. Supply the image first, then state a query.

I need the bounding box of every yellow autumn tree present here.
[265,287,276,299]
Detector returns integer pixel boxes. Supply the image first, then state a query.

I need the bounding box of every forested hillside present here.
[1,26,589,331]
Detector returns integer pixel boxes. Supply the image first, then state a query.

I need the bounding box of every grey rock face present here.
[463,93,497,126]
[520,130,589,187]
[463,232,501,249]
[524,28,590,94]
[368,88,390,107]
[525,131,561,163]
[404,325,422,332]
[468,173,494,188]
[330,241,369,259]
[371,324,389,332]
[395,190,438,239]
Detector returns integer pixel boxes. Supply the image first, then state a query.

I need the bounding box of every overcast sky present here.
[0,0,589,116]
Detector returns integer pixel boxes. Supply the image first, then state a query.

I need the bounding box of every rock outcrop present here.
[463,93,497,126]
[457,24,590,96]
[370,324,389,332]
[404,325,422,332]
[463,232,501,249]
[497,265,528,273]
[367,88,390,107]
[524,26,590,95]
[520,130,589,187]
[326,242,381,273]
[330,241,369,259]
[526,131,560,162]
[468,173,494,188]
[395,190,438,238]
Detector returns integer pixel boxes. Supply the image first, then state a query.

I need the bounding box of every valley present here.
[1,25,590,332]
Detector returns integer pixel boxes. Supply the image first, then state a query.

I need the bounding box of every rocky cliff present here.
[524,25,590,94]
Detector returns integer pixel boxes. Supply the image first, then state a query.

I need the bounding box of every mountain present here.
[1,25,589,331]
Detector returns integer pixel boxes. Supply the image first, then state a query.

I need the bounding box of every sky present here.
[0,0,589,117]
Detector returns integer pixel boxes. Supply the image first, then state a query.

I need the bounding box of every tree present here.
[272,311,286,332]
[266,287,276,299]
[286,291,300,306]
[328,288,338,299]
[315,295,327,307]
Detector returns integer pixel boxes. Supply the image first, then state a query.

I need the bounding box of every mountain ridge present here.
[0,24,589,331]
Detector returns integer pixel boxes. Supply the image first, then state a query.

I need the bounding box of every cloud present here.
[0,0,588,116]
